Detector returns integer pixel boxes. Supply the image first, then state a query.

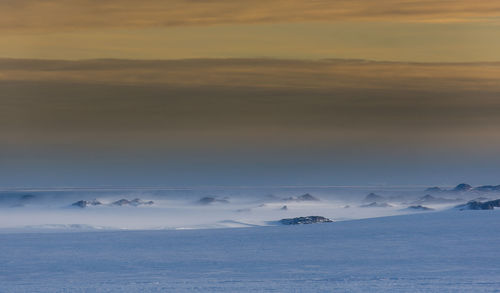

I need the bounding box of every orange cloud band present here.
[2,0,500,32]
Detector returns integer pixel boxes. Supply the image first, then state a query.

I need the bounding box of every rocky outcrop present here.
[130,198,154,206]
[361,202,392,208]
[283,193,320,202]
[71,199,102,208]
[20,194,36,202]
[424,183,500,193]
[197,197,229,205]
[111,199,131,206]
[279,216,333,225]
[453,183,473,192]
[363,193,385,202]
[457,199,500,210]
[425,187,443,193]
[72,198,153,208]
[407,205,434,211]
[474,185,500,192]
[412,194,460,204]
[111,198,154,206]
[420,194,436,201]
[297,193,320,201]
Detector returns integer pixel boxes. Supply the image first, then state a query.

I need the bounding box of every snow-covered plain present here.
[1,211,500,292]
[1,186,499,292]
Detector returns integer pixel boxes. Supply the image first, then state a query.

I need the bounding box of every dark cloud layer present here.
[1,58,500,144]
[1,58,500,186]
[2,58,499,90]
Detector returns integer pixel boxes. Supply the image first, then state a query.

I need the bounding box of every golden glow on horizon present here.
[1,1,500,186]
[0,23,498,62]
[0,1,499,62]
[2,0,500,33]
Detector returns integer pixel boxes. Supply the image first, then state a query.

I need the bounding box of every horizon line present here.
[2,56,500,65]
[0,184,465,192]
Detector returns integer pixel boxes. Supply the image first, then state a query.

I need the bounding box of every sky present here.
[1,0,500,187]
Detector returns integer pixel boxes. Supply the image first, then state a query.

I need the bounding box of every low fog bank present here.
[0,184,499,231]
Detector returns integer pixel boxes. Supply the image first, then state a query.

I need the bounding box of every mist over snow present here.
[1,184,500,292]
[1,185,498,231]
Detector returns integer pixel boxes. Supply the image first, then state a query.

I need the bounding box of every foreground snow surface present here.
[1,210,499,292]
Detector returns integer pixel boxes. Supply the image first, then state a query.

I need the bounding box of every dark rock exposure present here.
[363,193,385,202]
[20,194,36,202]
[197,197,229,205]
[71,199,102,208]
[425,187,443,193]
[112,199,131,206]
[407,205,434,211]
[457,199,500,210]
[283,193,320,202]
[412,194,460,204]
[279,216,333,225]
[420,194,436,202]
[72,198,153,208]
[423,183,500,193]
[297,193,320,201]
[474,185,500,192]
[453,183,473,192]
[130,198,154,206]
[361,202,392,208]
